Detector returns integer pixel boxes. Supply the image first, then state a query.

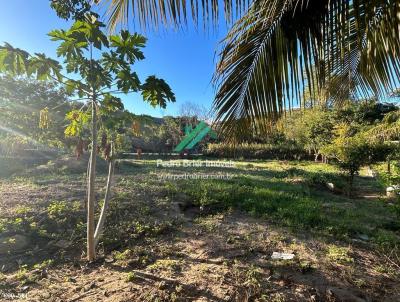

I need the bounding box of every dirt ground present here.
[0,158,399,302]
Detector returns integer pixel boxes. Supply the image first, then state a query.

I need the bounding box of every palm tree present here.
[99,0,400,140]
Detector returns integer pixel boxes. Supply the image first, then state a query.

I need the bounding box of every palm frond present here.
[213,0,400,141]
[99,0,250,30]
[213,0,329,140]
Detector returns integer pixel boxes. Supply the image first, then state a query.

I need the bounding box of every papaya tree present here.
[0,15,175,261]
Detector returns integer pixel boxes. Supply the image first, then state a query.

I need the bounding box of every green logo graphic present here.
[174,121,217,152]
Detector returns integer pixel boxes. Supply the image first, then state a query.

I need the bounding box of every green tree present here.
[321,123,393,195]
[279,109,334,161]
[321,124,370,195]
[0,16,175,261]
[0,76,76,153]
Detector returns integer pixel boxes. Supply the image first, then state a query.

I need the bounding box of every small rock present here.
[358,234,369,241]
[326,182,335,191]
[387,186,398,198]
[104,257,114,263]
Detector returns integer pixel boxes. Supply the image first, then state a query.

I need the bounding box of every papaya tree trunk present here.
[87,98,97,261]
[94,143,115,247]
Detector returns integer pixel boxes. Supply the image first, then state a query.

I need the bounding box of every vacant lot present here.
[0,157,399,301]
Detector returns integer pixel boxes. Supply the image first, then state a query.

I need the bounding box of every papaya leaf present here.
[141,76,175,108]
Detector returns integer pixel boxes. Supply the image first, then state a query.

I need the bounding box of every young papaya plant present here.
[0,15,175,261]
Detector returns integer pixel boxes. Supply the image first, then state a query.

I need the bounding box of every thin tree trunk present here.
[87,98,97,261]
[94,152,115,247]
[348,173,354,198]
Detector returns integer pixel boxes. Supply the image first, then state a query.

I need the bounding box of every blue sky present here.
[0,0,228,117]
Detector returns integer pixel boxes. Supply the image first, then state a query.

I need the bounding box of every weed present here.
[194,216,220,232]
[114,249,134,261]
[33,259,54,270]
[15,206,32,215]
[372,229,400,249]
[15,265,36,285]
[244,265,263,289]
[326,245,353,264]
[148,259,182,273]
[126,272,136,282]
[47,201,69,220]
[354,278,367,287]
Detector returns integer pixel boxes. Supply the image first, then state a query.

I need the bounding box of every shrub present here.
[204,142,310,160]
[322,123,394,195]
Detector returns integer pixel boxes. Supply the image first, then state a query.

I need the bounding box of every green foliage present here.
[0,76,75,152]
[322,123,394,192]
[0,43,30,76]
[126,272,136,282]
[205,142,309,160]
[64,110,90,137]
[326,245,353,264]
[373,229,400,249]
[141,76,176,108]
[44,200,84,237]
[47,201,70,220]
[280,108,334,157]
[159,160,399,247]
[50,0,92,21]
[322,124,371,176]
[336,100,398,125]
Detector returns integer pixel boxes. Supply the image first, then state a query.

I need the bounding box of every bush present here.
[322,124,394,194]
[204,143,310,160]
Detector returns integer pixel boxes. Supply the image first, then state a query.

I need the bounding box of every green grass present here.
[157,160,399,248]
